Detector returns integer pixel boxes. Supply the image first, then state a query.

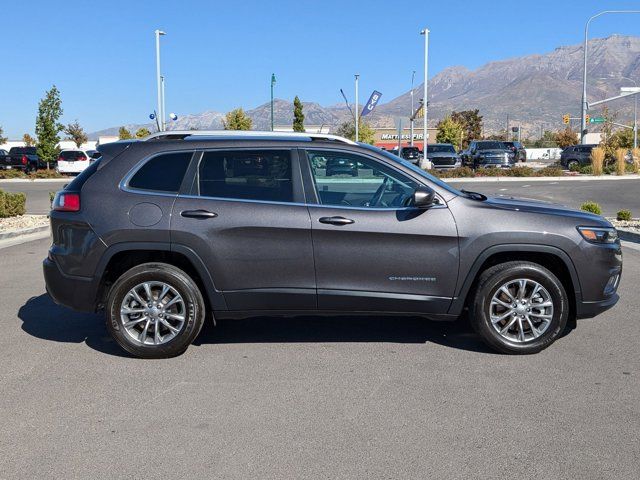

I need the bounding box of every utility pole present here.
[420,28,429,164]
[154,29,166,132]
[161,76,166,131]
[354,74,360,142]
[270,74,276,131]
[410,70,416,146]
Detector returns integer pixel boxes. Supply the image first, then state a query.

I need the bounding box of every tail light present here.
[21,155,28,165]
[58,155,64,162]
[52,192,81,212]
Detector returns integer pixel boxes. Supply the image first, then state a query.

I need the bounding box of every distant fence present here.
[526,148,562,161]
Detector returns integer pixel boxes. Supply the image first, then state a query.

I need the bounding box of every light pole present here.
[420,28,429,164]
[410,70,416,146]
[155,29,166,132]
[581,10,640,144]
[354,74,360,142]
[270,74,276,131]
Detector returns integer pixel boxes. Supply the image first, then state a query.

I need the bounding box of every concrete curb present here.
[443,175,640,183]
[0,224,49,241]
[0,178,68,183]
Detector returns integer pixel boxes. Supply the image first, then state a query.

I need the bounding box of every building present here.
[372,127,438,151]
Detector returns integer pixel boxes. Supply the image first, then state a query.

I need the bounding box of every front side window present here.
[307,150,419,208]
[198,150,293,203]
[128,151,193,192]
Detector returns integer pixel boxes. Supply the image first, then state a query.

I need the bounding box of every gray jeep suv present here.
[44,131,622,358]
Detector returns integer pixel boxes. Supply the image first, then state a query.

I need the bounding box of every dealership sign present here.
[361,91,382,116]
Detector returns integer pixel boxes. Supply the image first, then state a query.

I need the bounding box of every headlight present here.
[577,226,618,244]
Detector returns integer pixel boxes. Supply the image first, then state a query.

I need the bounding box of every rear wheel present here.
[470,261,569,354]
[567,159,579,170]
[106,263,206,358]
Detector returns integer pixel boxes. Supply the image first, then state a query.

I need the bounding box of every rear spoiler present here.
[96,140,136,167]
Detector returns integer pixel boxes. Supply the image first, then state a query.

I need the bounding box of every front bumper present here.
[576,293,619,319]
[43,257,100,312]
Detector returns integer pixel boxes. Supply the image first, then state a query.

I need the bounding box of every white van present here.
[56,149,101,175]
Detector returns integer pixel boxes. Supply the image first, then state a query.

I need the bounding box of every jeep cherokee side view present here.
[44,131,622,358]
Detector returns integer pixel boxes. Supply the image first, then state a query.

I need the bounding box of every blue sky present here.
[1,0,639,137]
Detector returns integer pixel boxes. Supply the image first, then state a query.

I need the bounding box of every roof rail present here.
[141,130,357,145]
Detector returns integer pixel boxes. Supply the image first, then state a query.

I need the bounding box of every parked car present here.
[461,141,515,169]
[560,144,597,170]
[392,146,421,164]
[326,156,358,176]
[503,141,527,162]
[0,146,45,172]
[44,131,622,358]
[426,144,462,169]
[57,149,100,175]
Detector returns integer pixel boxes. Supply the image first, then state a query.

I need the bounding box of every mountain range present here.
[90,35,640,139]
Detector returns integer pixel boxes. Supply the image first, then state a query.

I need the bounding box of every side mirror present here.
[412,186,436,208]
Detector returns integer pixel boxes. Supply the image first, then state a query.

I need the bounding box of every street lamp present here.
[270,73,276,131]
[410,70,416,146]
[420,28,429,166]
[155,29,166,132]
[354,74,360,142]
[580,10,640,144]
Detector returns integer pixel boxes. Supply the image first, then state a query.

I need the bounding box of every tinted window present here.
[129,152,193,192]
[477,142,505,150]
[198,150,293,202]
[307,150,419,208]
[10,147,37,155]
[60,151,87,161]
[427,145,455,153]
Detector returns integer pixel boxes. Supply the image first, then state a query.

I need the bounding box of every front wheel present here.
[470,261,569,354]
[106,263,206,358]
[567,160,579,170]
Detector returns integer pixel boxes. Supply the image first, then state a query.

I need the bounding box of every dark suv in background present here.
[503,141,526,162]
[461,141,516,169]
[560,144,597,170]
[45,131,621,358]
[426,144,462,169]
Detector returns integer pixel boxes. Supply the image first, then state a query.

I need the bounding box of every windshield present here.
[357,143,462,196]
[427,145,455,153]
[477,141,505,150]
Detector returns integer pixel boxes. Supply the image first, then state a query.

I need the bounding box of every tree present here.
[293,96,305,132]
[611,128,634,150]
[223,108,252,130]
[35,85,64,168]
[118,127,133,140]
[435,116,464,149]
[335,120,375,144]
[135,127,151,138]
[0,125,7,145]
[599,106,618,163]
[22,133,36,146]
[450,109,483,149]
[554,127,578,149]
[65,120,88,148]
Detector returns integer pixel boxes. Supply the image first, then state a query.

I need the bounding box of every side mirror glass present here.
[412,186,436,208]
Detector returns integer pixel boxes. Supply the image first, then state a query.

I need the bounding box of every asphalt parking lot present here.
[1,237,638,479]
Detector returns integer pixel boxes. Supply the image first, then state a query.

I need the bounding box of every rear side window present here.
[198,150,293,203]
[60,151,87,161]
[129,152,193,193]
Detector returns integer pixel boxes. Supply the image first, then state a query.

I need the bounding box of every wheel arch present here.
[95,242,226,312]
[449,244,581,316]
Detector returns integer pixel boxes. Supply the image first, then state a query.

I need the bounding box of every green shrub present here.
[474,167,507,177]
[0,190,27,218]
[0,169,27,179]
[580,201,602,215]
[616,209,632,221]
[28,169,65,179]
[534,166,565,177]
[577,165,593,174]
[430,166,475,178]
[49,191,56,207]
[569,163,582,172]
[509,166,535,177]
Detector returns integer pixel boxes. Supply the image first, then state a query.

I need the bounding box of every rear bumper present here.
[43,257,99,312]
[576,293,619,319]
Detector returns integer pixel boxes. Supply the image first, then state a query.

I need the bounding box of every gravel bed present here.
[609,218,640,233]
[0,215,49,232]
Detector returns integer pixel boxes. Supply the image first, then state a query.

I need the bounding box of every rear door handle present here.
[181,209,218,219]
[318,216,355,226]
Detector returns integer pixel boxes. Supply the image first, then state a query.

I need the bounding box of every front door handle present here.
[318,216,355,226]
[181,209,218,219]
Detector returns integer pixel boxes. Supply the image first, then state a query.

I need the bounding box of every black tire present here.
[469,261,569,354]
[567,160,579,170]
[106,263,206,359]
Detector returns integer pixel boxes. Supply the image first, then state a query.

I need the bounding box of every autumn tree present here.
[554,127,578,149]
[436,116,464,149]
[335,120,375,144]
[65,120,88,148]
[450,109,483,149]
[223,108,252,130]
[22,133,36,146]
[135,127,151,138]
[0,125,7,145]
[118,127,133,140]
[293,96,305,132]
